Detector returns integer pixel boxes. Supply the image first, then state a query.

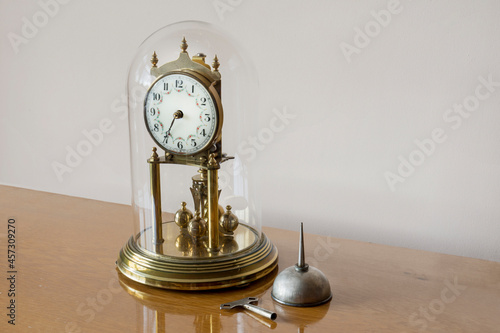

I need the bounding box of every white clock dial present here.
[144,73,218,154]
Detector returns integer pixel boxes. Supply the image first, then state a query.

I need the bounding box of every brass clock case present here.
[119,21,275,291]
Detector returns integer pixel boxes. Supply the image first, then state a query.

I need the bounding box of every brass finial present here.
[151,147,159,161]
[187,212,206,238]
[219,205,239,235]
[208,153,217,167]
[212,54,220,72]
[181,37,188,53]
[151,51,158,68]
[175,201,193,228]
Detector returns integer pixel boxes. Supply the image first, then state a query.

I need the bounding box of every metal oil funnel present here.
[271,223,332,307]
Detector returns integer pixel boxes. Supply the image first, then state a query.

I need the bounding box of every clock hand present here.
[164,110,183,143]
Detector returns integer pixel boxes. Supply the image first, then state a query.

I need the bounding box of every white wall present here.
[1,0,499,262]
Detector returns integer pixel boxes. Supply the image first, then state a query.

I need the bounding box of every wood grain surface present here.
[0,185,499,332]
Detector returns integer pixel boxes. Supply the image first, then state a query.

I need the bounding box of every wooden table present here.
[0,185,499,332]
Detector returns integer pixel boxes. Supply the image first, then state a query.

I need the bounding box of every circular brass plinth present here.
[116,231,278,290]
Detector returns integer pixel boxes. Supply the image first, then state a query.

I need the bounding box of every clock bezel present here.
[143,69,223,156]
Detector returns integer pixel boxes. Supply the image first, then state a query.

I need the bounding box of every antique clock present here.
[117,22,278,290]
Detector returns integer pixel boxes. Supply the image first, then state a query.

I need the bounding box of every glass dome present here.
[117,21,277,290]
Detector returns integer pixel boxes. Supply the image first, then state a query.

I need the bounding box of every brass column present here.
[148,147,164,248]
[207,153,220,252]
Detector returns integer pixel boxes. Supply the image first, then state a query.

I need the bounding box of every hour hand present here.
[164,110,183,144]
[163,131,170,144]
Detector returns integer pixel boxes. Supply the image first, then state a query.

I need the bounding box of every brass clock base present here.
[116,228,278,290]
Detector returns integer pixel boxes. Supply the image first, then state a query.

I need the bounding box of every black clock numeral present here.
[199,97,207,106]
[153,92,161,101]
[200,128,207,137]
[163,132,169,144]
[153,123,160,132]
[190,139,197,147]
[175,80,183,89]
[204,114,211,122]
[149,108,156,116]
[177,141,184,149]
[191,85,195,94]
[164,82,169,90]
